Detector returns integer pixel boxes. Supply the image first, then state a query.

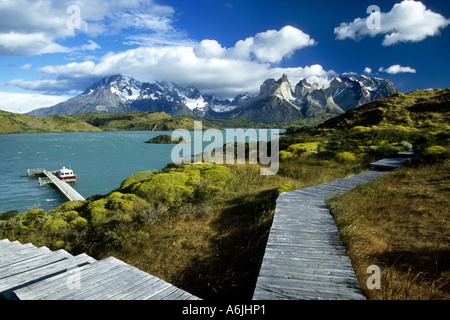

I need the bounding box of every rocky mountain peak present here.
[259,74,295,101]
[277,73,290,84]
[325,75,397,111]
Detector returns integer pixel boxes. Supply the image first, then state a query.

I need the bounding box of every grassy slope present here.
[71,111,185,131]
[319,88,449,132]
[1,107,334,135]
[318,88,450,299]
[1,88,449,299]
[327,162,450,299]
[0,110,101,134]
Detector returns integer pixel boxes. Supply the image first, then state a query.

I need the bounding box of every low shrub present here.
[335,152,357,163]
[70,216,89,229]
[287,142,319,155]
[42,218,70,234]
[120,171,155,190]
[407,145,449,166]
[279,150,294,161]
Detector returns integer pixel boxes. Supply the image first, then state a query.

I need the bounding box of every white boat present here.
[55,166,77,183]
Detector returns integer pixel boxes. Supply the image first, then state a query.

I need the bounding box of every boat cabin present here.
[56,167,77,182]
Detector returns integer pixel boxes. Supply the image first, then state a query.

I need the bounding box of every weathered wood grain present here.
[0,239,199,300]
[253,169,389,300]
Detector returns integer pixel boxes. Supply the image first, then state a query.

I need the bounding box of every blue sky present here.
[0,0,449,113]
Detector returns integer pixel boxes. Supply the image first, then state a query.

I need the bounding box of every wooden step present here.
[1,240,199,300]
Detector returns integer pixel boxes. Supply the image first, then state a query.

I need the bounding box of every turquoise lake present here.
[0,130,280,214]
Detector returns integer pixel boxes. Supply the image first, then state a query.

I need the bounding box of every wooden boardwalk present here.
[0,239,199,300]
[28,169,85,202]
[253,169,390,300]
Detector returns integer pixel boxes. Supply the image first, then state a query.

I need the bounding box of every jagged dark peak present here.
[183,86,202,99]
[329,77,349,88]
[232,93,257,106]
[258,74,295,101]
[259,78,278,96]
[298,78,312,87]
[277,73,290,84]
[294,78,320,98]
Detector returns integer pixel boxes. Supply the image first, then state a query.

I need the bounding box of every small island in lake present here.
[146,134,188,144]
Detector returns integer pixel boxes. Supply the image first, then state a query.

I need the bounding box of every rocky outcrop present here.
[228,74,397,123]
[325,75,398,111]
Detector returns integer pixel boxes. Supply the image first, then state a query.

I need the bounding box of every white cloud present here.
[230,25,317,63]
[7,79,72,93]
[77,40,101,52]
[31,26,331,98]
[194,26,317,64]
[334,0,450,46]
[0,0,176,56]
[379,65,416,74]
[364,67,372,74]
[0,92,71,113]
[0,32,70,56]
[20,63,32,70]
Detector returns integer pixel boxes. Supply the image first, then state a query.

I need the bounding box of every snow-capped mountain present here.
[27,74,397,124]
[27,75,246,117]
[325,75,398,111]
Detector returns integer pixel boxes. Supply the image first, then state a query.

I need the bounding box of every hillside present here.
[0,110,101,134]
[280,88,449,164]
[70,111,189,131]
[319,88,449,132]
[0,109,323,135]
[70,111,271,131]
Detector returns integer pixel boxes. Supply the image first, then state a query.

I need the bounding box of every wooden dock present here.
[0,239,200,300]
[28,169,85,202]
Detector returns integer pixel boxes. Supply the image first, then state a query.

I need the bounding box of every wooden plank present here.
[0,247,52,268]
[0,242,34,255]
[122,279,173,300]
[106,275,162,300]
[65,265,137,300]
[255,276,365,300]
[14,258,121,300]
[0,250,72,281]
[1,240,200,300]
[1,254,94,300]
[146,285,179,300]
[41,258,129,300]
[370,157,408,171]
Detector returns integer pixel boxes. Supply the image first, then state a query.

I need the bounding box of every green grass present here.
[327,161,450,300]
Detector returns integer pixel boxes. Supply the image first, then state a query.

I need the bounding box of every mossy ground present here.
[327,161,450,299]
